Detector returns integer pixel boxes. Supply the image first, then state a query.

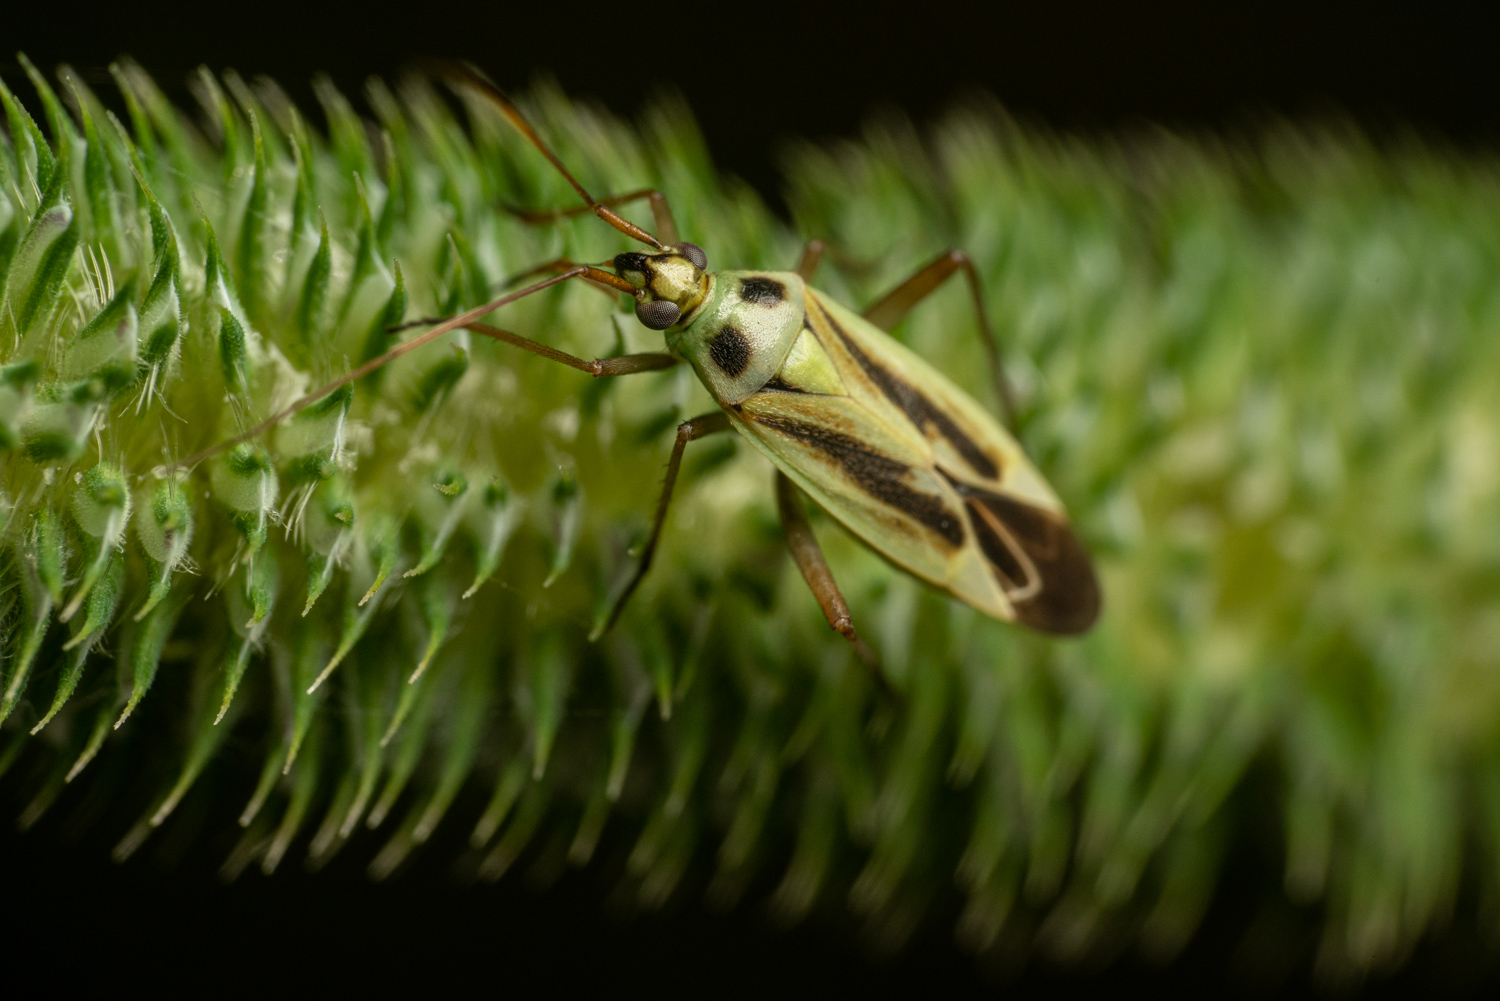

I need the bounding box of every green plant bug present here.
[182,64,1100,667]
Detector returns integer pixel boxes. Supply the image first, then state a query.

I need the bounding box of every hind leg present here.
[775,472,876,668]
[862,249,1015,428]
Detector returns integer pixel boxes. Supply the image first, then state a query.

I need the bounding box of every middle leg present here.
[863,250,1017,429]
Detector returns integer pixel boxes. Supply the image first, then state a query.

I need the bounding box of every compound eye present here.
[674,241,709,271]
[635,299,682,330]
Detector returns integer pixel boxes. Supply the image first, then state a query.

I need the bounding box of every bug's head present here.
[614,242,711,330]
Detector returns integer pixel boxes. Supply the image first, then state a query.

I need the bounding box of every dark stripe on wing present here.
[814,300,1001,480]
[946,475,1100,635]
[761,375,806,394]
[753,414,965,546]
[963,495,1031,590]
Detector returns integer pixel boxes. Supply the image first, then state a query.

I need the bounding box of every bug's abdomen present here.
[726,389,970,596]
[726,287,1102,635]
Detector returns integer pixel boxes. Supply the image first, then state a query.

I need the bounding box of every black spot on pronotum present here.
[815,301,1000,480]
[945,474,1100,635]
[709,326,752,377]
[739,277,785,306]
[754,414,964,546]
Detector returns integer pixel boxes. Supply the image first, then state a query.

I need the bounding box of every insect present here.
[186,66,1100,660]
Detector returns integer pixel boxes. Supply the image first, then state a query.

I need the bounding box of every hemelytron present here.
[191,65,1100,664]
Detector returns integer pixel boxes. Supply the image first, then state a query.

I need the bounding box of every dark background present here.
[7,1,1500,205]
[5,2,1500,995]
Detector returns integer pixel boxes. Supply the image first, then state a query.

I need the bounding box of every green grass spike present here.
[32,550,123,734]
[115,591,185,728]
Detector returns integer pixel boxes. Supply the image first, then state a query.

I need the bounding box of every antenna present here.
[167,65,656,472]
[165,267,633,472]
[441,62,668,251]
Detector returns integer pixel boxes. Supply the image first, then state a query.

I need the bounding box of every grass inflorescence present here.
[1,56,1498,982]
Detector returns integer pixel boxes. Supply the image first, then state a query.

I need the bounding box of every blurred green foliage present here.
[0,56,1497,984]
